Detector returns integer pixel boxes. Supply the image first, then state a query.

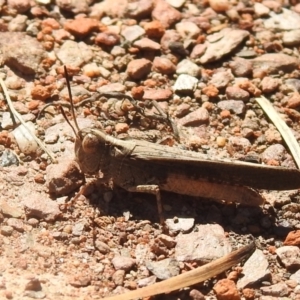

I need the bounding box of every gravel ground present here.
[1,0,300,299]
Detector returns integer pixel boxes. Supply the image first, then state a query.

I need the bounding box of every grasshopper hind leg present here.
[126,185,164,224]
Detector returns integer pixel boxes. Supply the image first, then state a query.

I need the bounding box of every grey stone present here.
[173,74,198,93]
[237,249,270,289]
[175,224,231,263]
[146,258,180,280]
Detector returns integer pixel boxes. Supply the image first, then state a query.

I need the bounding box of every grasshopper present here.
[61,67,300,223]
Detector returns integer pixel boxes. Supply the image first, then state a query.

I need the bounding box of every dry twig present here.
[256,96,300,169]
[0,78,57,163]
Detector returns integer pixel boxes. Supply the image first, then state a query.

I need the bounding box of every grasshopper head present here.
[74,128,110,175]
[60,66,111,176]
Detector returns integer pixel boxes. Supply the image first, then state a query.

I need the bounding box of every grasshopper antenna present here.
[63,65,81,137]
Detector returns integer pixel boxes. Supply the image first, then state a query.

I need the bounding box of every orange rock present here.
[202,84,219,97]
[213,279,240,300]
[31,85,52,101]
[220,110,231,119]
[64,18,99,37]
[27,100,41,110]
[131,86,144,99]
[0,131,11,147]
[284,230,300,246]
[115,123,129,134]
[143,20,165,38]
[242,288,255,300]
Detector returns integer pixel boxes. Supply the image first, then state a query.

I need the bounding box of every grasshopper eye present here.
[82,133,99,154]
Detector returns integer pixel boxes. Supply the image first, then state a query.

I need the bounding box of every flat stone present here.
[126,58,152,80]
[264,8,300,30]
[237,249,270,289]
[112,256,136,271]
[0,200,23,218]
[0,32,46,75]
[276,246,300,270]
[133,38,161,51]
[165,217,194,233]
[252,53,299,75]
[146,258,180,280]
[23,192,61,221]
[98,83,126,94]
[283,29,300,47]
[290,269,300,284]
[121,25,145,42]
[175,224,231,263]
[56,40,93,67]
[173,74,198,93]
[217,100,246,115]
[260,283,289,297]
[200,28,249,64]
[178,107,209,126]
[210,70,234,89]
[143,89,172,101]
[152,56,176,75]
[176,59,201,77]
[176,21,201,39]
[152,0,181,28]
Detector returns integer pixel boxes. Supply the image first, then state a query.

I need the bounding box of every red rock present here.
[284,230,300,246]
[209,0,230,12]
[0,131,11,147]
[143,20,165,38]
[213,279,240,300]
[190,44,207,59]
[229,58,253,77]
[152,57,176,75]
[260,77,280,93]
[95,31,120,46]
[242,288,255,300]
[220,110,231,119]
[31,85,52,101]
[27,100,41,110]
[133,38,161,50]
[131,86,144,99]
[143,89,173,101]
[287,92,300,109]
[127,58,152,80]
[152,0,181,28]
[68,274,91,287]
[226,86,250,101]
[115,123,129,134]
[64,18,99,37]
[41,18,60,30]
[178,107,209,126]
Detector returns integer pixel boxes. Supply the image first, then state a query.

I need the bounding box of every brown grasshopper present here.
[61,67,300,223]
